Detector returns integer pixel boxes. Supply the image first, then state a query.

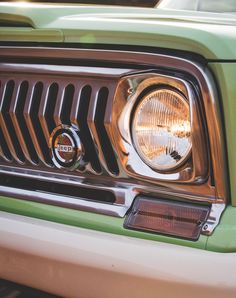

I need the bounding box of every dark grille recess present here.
[0,64,121,176]
[0,174,116,204]
[76,85,102,173]
[95,87,119,175]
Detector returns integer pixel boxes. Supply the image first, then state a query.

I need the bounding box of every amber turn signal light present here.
[124,197,210,241]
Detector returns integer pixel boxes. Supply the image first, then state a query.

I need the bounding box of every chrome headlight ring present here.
[115,73,208,183]
[132,86,192,172]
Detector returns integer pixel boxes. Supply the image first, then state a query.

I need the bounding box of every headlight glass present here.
[132,88,192,171]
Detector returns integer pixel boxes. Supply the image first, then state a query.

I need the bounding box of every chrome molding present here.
[0,46,228,224]
[0,186,134,217]
[201,203,226,235]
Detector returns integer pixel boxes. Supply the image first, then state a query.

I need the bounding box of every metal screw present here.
[203,224,208,231]
[127,88,134,95]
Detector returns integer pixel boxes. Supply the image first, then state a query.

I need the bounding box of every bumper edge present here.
[0,211,235,298]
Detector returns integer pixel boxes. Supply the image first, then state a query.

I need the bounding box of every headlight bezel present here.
[115,72,208,185]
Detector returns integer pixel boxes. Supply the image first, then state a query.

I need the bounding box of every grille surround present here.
[0,46,228,221]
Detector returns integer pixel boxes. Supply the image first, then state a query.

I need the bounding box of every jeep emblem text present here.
[49,125,84,170]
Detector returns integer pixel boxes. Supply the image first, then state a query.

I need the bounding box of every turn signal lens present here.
[132,88,191,171]
[124,197,210,240]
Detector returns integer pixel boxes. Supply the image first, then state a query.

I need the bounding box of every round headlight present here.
[132,88,192,171]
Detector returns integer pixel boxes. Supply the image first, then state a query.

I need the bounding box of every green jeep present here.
[0,0,236,297]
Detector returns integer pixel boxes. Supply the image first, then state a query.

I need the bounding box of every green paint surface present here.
[0,28,63,42]
[206,206,236,252]
[0,3,236,59]
[0,196,207,250]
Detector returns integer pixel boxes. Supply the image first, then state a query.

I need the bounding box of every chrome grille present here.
[0,63,125,176]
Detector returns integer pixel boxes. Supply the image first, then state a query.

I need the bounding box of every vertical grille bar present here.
[94,87,119,175]
[9,80,39,164]
[0,81,12,162]
[24,82,49,165]
[26,82,52,166]
[69,84,86,174]
[53,85,65,127]
[38,82,51,146]
[0,126,12,161]
[75,85,102,174]
[0,145,3,160]
[70,84,102,174]
[103,84,123,175]
[87,84,112,174]
[33,82,53,166]
[0,80,25,163]
[70,83,83,126]
[60,84,74,125]
[44,82,58,135]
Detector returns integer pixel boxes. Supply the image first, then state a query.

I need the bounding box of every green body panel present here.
[206,206,236,252]
[0,196,207,250]
[0,28,63,42]
[209,63,236,205]
[0,3,236,60]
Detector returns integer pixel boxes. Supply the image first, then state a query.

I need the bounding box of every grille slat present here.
[9,80,39,164]
[38,82,51,146]
[70,84,99,174]
[24,82,50,166]
[53,84,65,127]
[87,85,112,174]
[0,126,12,161]
[70,83,83,126]
[0,80,25,163]
[95,87,119,175]
[44,82,58,135]
[0,145,4,161]
[76,85,102,174]
[0,81,12,161]
[61,84,75,125]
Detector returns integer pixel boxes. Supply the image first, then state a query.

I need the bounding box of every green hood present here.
[0,2,236,60]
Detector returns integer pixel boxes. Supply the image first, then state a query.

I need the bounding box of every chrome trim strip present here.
[0,63,133,78]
